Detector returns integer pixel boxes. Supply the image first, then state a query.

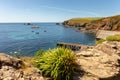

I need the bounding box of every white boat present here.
[31,26,39,28]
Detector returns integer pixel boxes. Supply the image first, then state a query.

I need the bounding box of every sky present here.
[0,0,120,22]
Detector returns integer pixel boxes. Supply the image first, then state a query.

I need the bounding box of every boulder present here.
[0,53,22,69]
[95,41,120,55]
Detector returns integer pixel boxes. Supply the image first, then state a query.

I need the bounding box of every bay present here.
[0,23,95,56]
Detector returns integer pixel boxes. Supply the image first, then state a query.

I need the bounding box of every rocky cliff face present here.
[63,15,120,31]
[86,15,120,31]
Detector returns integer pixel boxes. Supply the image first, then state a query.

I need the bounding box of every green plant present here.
[34,47,78,80]
[96,35,120,44]
[34,49,45,59]
[96,39,106,44]
[106,34,120,41]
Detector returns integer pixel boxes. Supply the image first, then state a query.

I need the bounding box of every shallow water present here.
[0,23,95,56]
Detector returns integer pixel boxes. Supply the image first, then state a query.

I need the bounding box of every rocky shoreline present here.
[0,41,120,80]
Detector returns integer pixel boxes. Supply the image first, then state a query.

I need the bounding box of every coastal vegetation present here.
[34,47,78,80]
[106,34,120,41]
[63,15,120,31]
[64,17,100,24]
[96,39,106,44]
[63,17,101,27]
[96,34,120,44]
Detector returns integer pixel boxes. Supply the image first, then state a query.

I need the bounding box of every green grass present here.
[34,47,78,80]
[34,49,45,60]
[66,17,101,24]
[110,15,120,19]
[65,14,120,25]
[106,34,120,41]
[96,34,120,44]
[96,39,106,44]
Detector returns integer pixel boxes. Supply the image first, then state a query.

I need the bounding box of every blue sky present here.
[0,0,120,22]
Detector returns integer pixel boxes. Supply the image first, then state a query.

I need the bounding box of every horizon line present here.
[0,21,63,23]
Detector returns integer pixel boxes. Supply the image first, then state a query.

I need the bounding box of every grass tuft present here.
[34,47,78,80]
[96,34,120,44]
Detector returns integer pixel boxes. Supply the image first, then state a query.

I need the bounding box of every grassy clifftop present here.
[65,17,100,24]
[63,17,101,26]
[63,15,120,31]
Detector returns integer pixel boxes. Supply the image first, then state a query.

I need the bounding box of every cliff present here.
[63,15,120,31]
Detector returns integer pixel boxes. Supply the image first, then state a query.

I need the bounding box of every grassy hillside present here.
[68,18,101,24]
[63,15,120,31]
[63,17,101,26]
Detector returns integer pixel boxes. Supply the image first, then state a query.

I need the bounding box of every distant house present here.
[96,30,120,40]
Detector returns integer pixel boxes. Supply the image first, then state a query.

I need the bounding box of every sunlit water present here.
[0,23,95,56]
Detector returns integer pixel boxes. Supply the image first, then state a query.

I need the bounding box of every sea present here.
[0,23,95,56]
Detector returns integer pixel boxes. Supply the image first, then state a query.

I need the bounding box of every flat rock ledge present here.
[0,53,46,80]
[76,41,120,80]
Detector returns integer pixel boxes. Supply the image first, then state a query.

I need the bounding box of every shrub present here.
[34,49,45,60]
[106,34,120,41]
[96,35,120,44]
[96,39,106,44]
[34,47,78,80]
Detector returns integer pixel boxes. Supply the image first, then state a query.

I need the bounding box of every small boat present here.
[44,30,47,32]
[31,26,39,28]
[36,32,39,34]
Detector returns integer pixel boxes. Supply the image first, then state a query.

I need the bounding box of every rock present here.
[0,53,22,69]
[0,53,45,80]
[75,41,120,80]
[95,41,120,55]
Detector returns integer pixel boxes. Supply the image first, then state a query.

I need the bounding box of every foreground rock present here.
[76,41,120,80]
[0,54,45,80]
[1,41,120,80]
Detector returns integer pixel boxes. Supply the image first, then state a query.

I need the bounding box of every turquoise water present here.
[0,23,95,56]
